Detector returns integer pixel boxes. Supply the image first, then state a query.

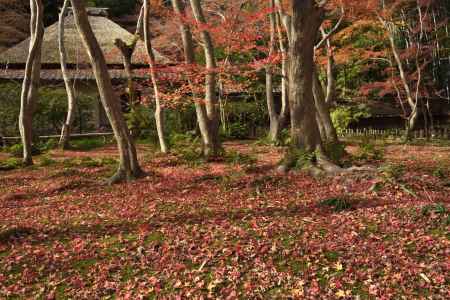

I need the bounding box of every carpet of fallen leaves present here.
[0,141,449,299]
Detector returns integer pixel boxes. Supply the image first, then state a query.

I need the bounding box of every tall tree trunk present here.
[114,5,144,110]
[189,0,221,157]
[70,0,143,184]
[275,4,290,126]
[312,66,338,144]
[324,32,336,105]
[114,7,144,139]
[379,15,420,141]
[171,0,214,156]
[19,0,44,165]
[114,38,136,105]
[59,0,77,149]
[266,0,281,142]
[287,1,323,153]
[143,0,168,153]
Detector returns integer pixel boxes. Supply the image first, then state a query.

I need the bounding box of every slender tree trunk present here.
[405,105,420,140]
[379,16,420,141]
[324,33,336,105]
[19,0,44,165]
[115,39,136,104]
[312,67,338,144]
[266,0,281,142]
[143,0,168,153]
[189,0,221,157]
[171,0,214,155]
[275,9,289,127]
[70,0,143,184]
[59,0,77,149]
[114,7,144,139]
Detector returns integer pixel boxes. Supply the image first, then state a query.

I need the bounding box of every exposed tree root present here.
[277,150,377,178]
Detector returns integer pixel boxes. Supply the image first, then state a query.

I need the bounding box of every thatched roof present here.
[0,14,168,66]
[0,68,151,81]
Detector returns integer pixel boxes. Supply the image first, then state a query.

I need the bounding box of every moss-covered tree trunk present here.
[70,0,143,184]
[19,0,44,166]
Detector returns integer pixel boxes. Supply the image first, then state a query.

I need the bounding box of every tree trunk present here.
[324,34,336,105]
[266,0,281,143]
[70,0,143,184]
[171,0,214,156]
[287,1,323,153]
[19,0,44,166]
[312,66,339,144]
[405,105,420,140]
[114,39,136,105]
[275,7,290,127]
[189,0,221,157]
[59,0,77,149]
[144,0,168,153]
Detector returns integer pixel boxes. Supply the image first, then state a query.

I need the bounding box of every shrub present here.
[70,138,107,151]
[324,142,347,164]
[225,123,249,140]
[125,105,152,139]
[38,139,58,152]
[39,155,57,167]
[331,105,371,133]
[0,157,23,170]
[356,140,384,161]
[380,163,405,180]
[224,150,257,166]
[280,148,315,170]
[6,143,42,158]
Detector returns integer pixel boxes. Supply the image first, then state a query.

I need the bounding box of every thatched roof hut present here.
[0,8,168,81]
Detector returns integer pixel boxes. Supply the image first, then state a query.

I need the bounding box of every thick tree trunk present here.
[144,0,168,153]
[19,0,44,165]
[280,0,341,174]
[189,0,221,157]
[312,67,339,144]
[59,0,77,149]
[288,1,323,153]
[70,0,143,184]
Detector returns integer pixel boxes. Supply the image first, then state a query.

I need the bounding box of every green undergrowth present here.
[319,196,356,212]
[0,157,23,171]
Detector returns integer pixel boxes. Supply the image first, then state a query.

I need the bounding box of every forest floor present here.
[0,140,449,299]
